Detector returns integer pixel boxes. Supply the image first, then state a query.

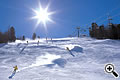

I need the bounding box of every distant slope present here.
[0,37,120,80]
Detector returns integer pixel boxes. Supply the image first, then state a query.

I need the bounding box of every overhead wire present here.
[70,4,120,37]
[82,5,120,27]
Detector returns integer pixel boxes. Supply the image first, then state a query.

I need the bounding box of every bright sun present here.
[31,3,55,28]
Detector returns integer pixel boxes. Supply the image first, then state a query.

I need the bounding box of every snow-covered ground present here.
[0,37,120,80]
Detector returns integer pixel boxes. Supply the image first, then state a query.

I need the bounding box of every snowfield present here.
[0,37,120,80]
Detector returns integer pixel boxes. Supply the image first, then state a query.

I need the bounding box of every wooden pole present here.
[77,27,80,37]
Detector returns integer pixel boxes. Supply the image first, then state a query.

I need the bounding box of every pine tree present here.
[38,36,40,39]
[22,35,25,40]
[32,33,36,40]
[111,24,118,39]
[99,25,105,39]
[0,32,3,43]
[9,26,16,42]
[3,32,9,43]
[117,24,120,39]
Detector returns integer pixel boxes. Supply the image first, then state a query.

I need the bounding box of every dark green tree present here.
[38,36,40,39]
[99,25,105,39]
[111,24,118,39]
[117,24,120,39]
[9,26,16,42]
[22,35,25,40]
[0,32,3,43]
[32,33,36,40]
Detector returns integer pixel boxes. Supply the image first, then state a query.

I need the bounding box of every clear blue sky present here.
[0,0,120,38]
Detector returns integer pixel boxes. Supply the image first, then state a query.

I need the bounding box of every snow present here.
[0,37,120,80]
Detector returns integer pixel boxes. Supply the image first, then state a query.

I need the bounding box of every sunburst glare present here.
[31,3,55,30]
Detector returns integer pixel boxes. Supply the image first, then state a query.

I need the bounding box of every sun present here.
[31,3,55,29]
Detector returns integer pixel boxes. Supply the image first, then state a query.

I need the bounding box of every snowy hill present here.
[0,37,120,80]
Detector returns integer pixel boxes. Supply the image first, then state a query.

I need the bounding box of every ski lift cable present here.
[97,19,108,24]
[69,28,76,37]
[82,6,120,27]
[98,12,120,24]
[73,29,78,37]
[94,6,120,22]
[111,12,120,18]
[71,5,120,36]
[83,11,120,27]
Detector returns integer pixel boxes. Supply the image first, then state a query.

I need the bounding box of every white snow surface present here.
[0,37,120,80]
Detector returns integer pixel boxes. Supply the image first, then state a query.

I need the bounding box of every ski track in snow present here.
[0,37,120,80]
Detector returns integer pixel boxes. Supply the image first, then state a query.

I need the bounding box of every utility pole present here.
[107,13,113,26]
[51,38,53,44]
[46,37,48,43]
[77,27,80,37]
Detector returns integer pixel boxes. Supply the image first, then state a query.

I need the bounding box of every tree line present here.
[0,26,16,43]
[0,26,41,43]
[89,23,120,39]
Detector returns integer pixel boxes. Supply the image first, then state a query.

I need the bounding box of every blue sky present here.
[0,0,120,38]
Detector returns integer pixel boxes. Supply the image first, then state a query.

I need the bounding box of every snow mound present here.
[52,58,67,68]
[71,46,83,53]
[46,58,67,68]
